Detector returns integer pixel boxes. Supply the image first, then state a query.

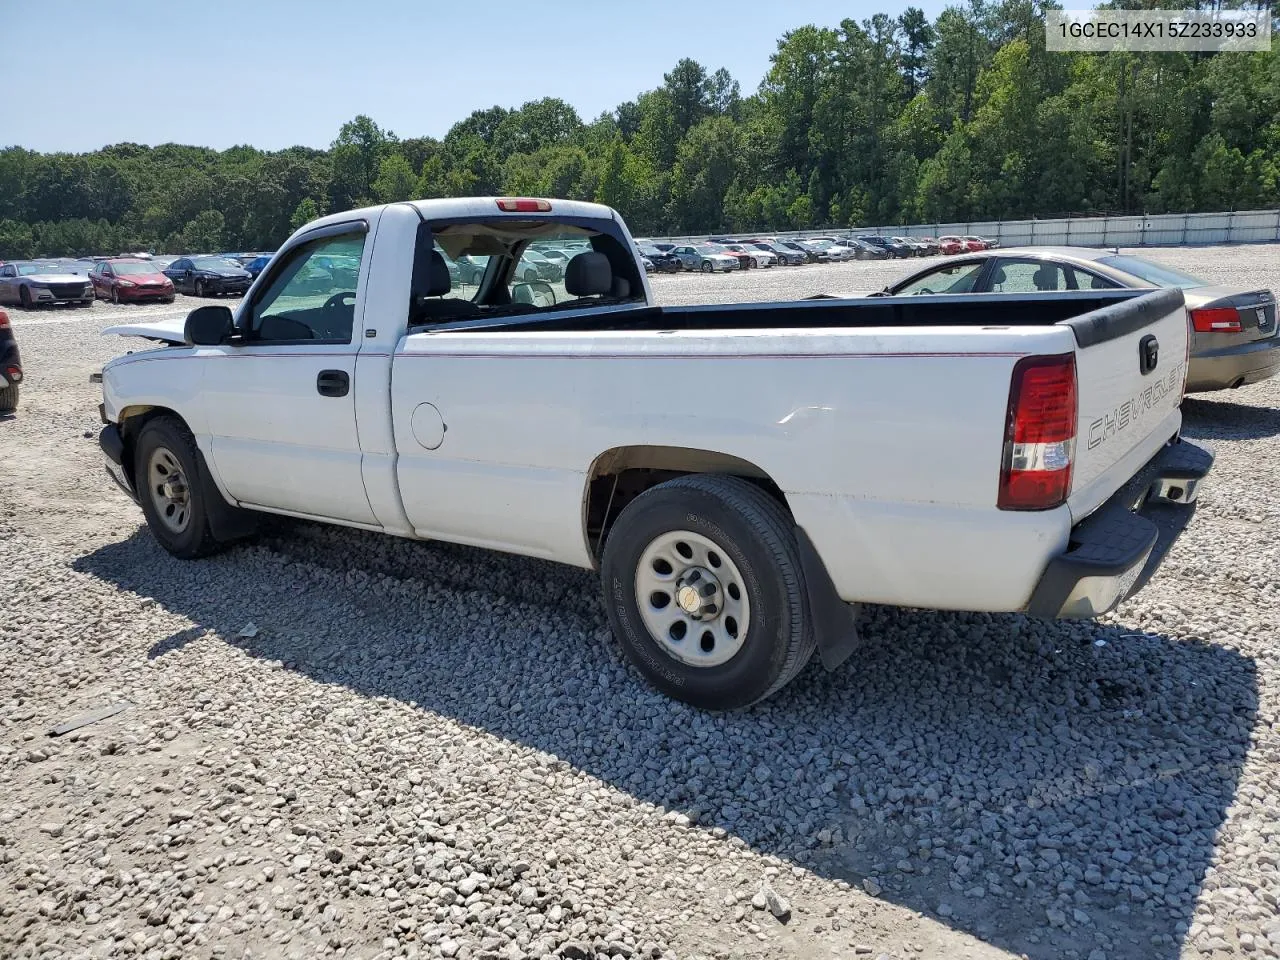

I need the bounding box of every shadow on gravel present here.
[1181,397,1280,440]
[76,525,1258,960]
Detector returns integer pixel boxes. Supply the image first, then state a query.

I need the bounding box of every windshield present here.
[111,261,159,275]
[1098,255,1205,290]
[637,245,662,257]
[194,257,242,271]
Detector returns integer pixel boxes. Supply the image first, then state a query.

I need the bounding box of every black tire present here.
[600,474,815,710]
[19,286,32,309]
[0,383,17,413]
[701,261,713,274]
[111,286,119,305]
[194,279,205,298]
[134,416,223,559]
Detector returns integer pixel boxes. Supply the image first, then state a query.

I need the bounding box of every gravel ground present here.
[2,246,1279,960]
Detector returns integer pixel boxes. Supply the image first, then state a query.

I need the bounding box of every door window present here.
[990,260,1076,292]
[893,261,986,296]
[248,232,366,343]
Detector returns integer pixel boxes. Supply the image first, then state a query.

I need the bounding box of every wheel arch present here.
[582,445,790,562]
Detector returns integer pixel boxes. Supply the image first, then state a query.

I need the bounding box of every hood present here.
[24,272,89,283]
[198,268,251,278]
[102,317,188,345]
[118,272,172,285]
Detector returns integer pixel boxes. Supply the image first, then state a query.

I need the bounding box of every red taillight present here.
[1190,307,1241,333]
[495,198,552,213]
[998,353,1077,511]
[0,310,9,329]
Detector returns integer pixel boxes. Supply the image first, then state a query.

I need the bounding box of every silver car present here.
[0,260,95,308]
[670,244,740,273]
[878,247,1278,393]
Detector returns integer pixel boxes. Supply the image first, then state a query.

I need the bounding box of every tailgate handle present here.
[316,369,350,398]
[1138,335,1159,376]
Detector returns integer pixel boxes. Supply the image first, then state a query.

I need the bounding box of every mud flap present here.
[795,526,862,671]
[194,448,259,543]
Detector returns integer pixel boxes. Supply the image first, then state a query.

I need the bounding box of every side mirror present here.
[512,281,555,308]
[184,305,234,346]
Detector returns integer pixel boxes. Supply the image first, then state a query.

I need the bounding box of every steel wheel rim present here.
[635,530,751,668]
[147,445,191,534]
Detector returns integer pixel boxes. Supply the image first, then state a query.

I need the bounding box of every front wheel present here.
[701,261,713,273]
[600,474,815,710]
[194,279,205,297]
[111,287,119,305]
[0,383,17,413]
[19,286,32,309]
[134,417,222,559]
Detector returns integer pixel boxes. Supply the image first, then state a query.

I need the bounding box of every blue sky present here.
[3,0,950,154]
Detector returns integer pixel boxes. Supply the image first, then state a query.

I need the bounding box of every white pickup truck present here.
[97,197,1212,709]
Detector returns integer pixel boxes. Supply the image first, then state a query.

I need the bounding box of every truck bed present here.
[424,288,1168,336]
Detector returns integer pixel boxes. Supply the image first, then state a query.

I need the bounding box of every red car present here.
[90,258,175,304]
[936,236,968,255]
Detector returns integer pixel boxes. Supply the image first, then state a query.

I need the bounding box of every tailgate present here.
[1064,288,1189,520]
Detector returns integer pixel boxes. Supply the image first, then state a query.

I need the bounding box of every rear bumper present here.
[99,424,138,502]
[1186,335,1280,392]
[1026,438,1214,618]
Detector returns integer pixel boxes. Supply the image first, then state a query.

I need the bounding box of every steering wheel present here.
[916,287,935,295]
[323,291,355,311]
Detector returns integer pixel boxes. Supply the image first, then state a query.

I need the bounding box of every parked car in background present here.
[913,237,942,256]
[671,244,740,272]
[162,256,253,297]
[514,248,563,283]
[636,244,682,273]
[876,246,1279,392]
[749,240,806,265]
[856,236,912,259]
[936,236,967,255]
[90,258,176,304]
[965,235,998,250]
[0,308,22,412]
[640,256,656,274]
[811,238,859,262]
[0,260,95,308]
[830,237,888,260]
[244,255,272,279]
[722,243,776,268]
[536,248,573,273]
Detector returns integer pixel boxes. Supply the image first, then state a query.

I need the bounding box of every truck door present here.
[198,221,378,525]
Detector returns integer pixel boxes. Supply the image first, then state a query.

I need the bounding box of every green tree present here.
[290,197,321,231]
[372,154,418,202]
[181,210,225,252]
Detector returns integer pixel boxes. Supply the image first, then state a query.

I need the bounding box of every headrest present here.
[427,251,451,297]
[992,267,1007,284]
[1033,263,1058,289]
[565,252,612,297]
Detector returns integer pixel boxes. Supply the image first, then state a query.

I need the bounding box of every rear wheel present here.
[134,417,222,559]
[600,474,815,710]
[0,383,18,413]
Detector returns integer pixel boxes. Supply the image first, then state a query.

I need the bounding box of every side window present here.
[894,261,985,296]
[249,232,366,343]
[1072,268,1120,290]
[103,264,113,277]
[2,266,15,278]
[991,260,1071,292]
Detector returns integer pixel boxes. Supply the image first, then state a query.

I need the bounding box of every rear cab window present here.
[410,216,645,328]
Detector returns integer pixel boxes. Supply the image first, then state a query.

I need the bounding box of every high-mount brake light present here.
[1189,307,1241,333]
[998,353,1077,511]
[496,198,552,213]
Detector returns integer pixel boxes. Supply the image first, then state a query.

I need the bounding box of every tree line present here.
[1,0,1278,259]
